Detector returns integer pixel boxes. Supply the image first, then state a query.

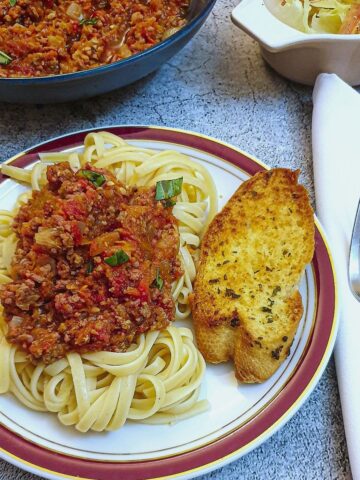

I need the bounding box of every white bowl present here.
[231,0,360,86]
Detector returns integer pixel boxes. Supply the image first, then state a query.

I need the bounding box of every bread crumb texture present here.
[191,168,315,383]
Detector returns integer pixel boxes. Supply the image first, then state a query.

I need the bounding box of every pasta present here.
[0,316,207,432]
[0,131,217,431]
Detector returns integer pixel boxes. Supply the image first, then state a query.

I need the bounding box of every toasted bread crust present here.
[191,168,315,383]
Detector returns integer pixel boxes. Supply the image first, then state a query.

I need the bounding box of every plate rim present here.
[0,125,339,480]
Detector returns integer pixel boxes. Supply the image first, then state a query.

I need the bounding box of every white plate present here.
[0,126,338,480]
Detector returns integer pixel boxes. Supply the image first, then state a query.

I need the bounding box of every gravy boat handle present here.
[231,0,305,52]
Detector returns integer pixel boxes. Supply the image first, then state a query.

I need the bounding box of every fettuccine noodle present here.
[0,131,216,432]
[0,316,207,432]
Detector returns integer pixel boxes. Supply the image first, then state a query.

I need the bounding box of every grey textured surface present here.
[0,0,351,478]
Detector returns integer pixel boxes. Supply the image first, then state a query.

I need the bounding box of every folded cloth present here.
[313,73,360,480]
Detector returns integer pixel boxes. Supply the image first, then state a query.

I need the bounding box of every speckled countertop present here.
[0,0,352,478]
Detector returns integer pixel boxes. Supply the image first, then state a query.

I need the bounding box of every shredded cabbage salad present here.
[266,0,360,33]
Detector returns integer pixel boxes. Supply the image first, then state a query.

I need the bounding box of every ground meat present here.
[0,162,183,363]
[0,0,189,78]
[2,279,41,311]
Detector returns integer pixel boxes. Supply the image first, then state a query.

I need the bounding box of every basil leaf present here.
[86,261,94,274]
[104,250,129,267]
[9,0,16,6]
[150,268,164,290]
[0,50,12,65]
[162,199,176,208]
[79,169,106,187]
[155,178,183,201]
[80,18,98,25]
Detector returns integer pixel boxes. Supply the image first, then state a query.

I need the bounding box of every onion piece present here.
[66,2,83,20]
[35,228,60,248]
[162,27,181,40]
[9,316,23,328]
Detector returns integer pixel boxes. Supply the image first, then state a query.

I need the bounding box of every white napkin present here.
[312,73,360,480]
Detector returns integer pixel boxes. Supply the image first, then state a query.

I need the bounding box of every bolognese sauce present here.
[0,162,183,363]
[0,0,189,77]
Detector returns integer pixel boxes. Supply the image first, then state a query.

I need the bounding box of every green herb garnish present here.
[80,18,98,25]
[272,286,281,296]
[0,50,12,65]
[225,288,240,299]
[104,250,129,267]
[162,199,176,208]
[9,0,16,6]
[86,261,94,274]
[79,169,106,187]
[155,178,183,201]
[150,268,164,290]
[261,307,272,313]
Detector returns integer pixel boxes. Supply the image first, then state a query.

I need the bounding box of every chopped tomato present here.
[62,199,87,220]
[78,179,90,191]
[32,244,47,254]
[71,222,83,245]
[137,279,149,303]
[93,292,107,303]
